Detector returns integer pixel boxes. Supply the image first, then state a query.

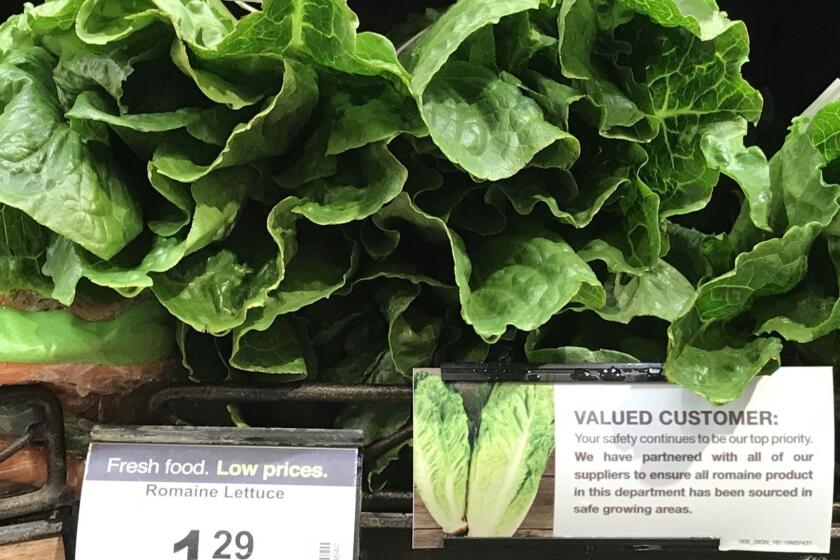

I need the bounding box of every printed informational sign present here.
[412,366,834,553]
[553,367,834,553]
[76,439,360,560]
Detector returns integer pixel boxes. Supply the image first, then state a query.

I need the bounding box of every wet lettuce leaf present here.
[666,100,840,403]
[0,46,141,259]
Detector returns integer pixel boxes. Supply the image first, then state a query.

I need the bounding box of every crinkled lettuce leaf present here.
[666,99,840,403]
[0,47,141,259]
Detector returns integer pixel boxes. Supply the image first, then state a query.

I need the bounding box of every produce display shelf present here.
[0,387,66,519]
[147,382,415,529]
[0,381,839,558]
[0,512,71,559]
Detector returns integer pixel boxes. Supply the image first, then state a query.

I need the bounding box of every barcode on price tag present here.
[75,427,363,560]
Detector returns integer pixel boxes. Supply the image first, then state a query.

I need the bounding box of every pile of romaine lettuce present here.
[2,0,840,483]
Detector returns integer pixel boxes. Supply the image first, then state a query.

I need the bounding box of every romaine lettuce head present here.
[666,100,840,403]
[413,371,470,535]
[467,383,554,537]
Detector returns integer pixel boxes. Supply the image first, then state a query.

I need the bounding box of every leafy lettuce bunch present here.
[2,0,839,485]
[394,0,781,404]
[0,0,419,458]
[666,100,840,402]
[0,0,414,317]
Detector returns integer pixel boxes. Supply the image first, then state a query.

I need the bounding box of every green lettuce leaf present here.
[771,115,840,232]
[618,0,734,40]
[0,205,53,297]
[43,166,253,304]
[0,47,141,259]
[230,220,358,375]
[665,224,820,403]
[418,60,579,180]
[579,240,695,323]
[405,0,579,180]
[373,194,604,343]
[153,58,318,183]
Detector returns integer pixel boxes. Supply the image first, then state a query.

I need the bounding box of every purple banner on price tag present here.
[86,443,358,487]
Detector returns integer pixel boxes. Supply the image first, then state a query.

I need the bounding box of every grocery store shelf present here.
[148,383,412,424]
[0,518,63,546]
[0,387,66,520]
[362,491,412,512]
[361,513,412,530]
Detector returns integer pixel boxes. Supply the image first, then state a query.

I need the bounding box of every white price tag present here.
[553,367,834,553]
[76,438,360,560]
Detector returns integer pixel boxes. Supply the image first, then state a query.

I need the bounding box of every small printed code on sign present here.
[319,542,332,560]
[738,538,814,547]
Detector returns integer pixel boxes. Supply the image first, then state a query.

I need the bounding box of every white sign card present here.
[802,78,840,118]
[76,441,360,560]
[553,367,834,553]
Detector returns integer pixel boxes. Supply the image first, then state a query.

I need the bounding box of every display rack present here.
[0,387,66,519]
[147,383,414,532]
[1,382,836,559]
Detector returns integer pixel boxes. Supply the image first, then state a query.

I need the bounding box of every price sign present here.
[76,427,362,560]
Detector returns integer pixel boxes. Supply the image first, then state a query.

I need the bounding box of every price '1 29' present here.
[173,530,254,560]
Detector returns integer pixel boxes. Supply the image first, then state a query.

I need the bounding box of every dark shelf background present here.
[719,0,840,153]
